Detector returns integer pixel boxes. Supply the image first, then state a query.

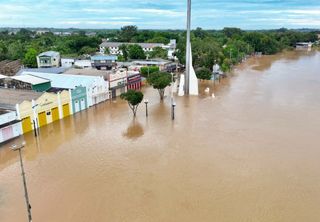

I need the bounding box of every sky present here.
[0,0,320,29]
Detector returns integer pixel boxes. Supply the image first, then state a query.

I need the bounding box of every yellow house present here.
[34,90,72,128]
[59,90,72,118]
[19,100,35,134]
[0,88,72,135]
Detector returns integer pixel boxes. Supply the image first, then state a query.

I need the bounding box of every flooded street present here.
[1,50,320,222]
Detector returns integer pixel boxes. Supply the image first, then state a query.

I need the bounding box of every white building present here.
[61,58,92,69]
[99,39,177,60]
[74,60,92,69]
[37,51,61,68]
[0,109,22,143]
[61,58,75,68]
[21,71,109,106]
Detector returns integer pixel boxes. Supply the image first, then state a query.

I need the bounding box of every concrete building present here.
[0,88,42,134]
[107,69,127,99]
[127,71,142,91]
[74,60,92,69]
[0,109,22,143]
[91,55,117,70]
[61,58,75,68]
[99,40,177,59]
[37,51,61,68]
[130,59,176,72]
[21,71,109,107]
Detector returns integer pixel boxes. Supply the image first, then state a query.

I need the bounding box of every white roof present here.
[38,51,60,57]
[11,74,50,85]
[0,74,7,79]
[21,71,104,89]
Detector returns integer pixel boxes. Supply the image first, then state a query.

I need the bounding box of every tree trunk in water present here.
[158,89,165,101]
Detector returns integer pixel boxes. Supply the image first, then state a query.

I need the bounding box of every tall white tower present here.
[179,0,198,96]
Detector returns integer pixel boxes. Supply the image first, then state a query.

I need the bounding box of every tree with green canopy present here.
[147,71,172,101]
[119,44,129,61]
[128,44,146,59]
[149,47,167,59]
[120,90,144,117]
[119,25,138,42]
[196,67,212,80]
[23,48,38,68]
[140,66,159,78]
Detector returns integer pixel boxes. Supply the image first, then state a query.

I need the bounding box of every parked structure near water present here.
[296,42,313,50]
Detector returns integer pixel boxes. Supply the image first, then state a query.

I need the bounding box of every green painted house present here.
[71,86,88,113]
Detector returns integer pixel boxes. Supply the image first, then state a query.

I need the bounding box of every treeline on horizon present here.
[0,26,318,72]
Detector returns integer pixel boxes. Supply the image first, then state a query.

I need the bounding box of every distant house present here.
[99,39,177,60]
[74,60,92,69]
[61,58,75,68]
[37,51,61,68]
[91,55,117,70]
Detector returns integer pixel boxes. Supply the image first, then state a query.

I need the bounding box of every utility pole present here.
[185,0,191,95]
[11,142,33,222]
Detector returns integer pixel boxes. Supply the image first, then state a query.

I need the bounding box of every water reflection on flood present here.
[0,50,320,222]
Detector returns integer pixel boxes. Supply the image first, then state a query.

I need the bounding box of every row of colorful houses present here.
[0,69,142,143]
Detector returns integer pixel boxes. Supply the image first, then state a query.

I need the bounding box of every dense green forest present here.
[0,26,318,71]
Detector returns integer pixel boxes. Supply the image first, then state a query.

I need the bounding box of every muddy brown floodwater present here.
[1,50,320,222]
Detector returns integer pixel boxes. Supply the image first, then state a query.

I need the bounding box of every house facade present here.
[71,86,88,113]
[16,91,71,134]
[108,69,127,99]
[127,71,142,91]
[0,109,22,143]
[37,51,61,68]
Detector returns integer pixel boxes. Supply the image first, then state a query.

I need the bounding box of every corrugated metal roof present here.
[91,55,117,61]
[11,75,50,85]
[38,51,60,57]
[21,71,104,89]
[0,88,43,106]
[16,67,67,75]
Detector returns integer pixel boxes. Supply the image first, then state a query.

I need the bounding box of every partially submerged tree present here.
[147,71,172,101]
[196,67,212,80]
[120,90,144,117]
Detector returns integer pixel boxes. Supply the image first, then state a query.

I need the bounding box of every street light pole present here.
[11,142,32,222]
[172,101,176,120]
[144,99,149,117]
